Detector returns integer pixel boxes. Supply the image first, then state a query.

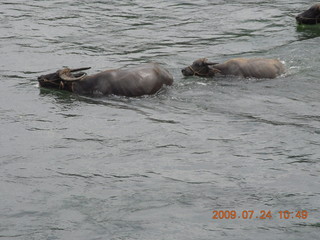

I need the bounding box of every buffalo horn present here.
[58,67,90,81]
[205,62,219,66]
[70,67,91,72]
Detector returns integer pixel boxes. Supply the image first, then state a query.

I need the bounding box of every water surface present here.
[0,1,319,239]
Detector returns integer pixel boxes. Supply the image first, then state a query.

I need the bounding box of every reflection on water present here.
[296,24,320,40]
[0,1,320,240]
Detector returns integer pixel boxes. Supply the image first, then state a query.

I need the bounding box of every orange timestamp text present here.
[212,210,309,220]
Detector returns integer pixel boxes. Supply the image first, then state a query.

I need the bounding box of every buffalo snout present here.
[181,67,193,76]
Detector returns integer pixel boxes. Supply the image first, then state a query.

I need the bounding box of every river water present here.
[0,1,319,239]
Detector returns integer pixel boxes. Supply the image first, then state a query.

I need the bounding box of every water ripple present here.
[1,1,320,240]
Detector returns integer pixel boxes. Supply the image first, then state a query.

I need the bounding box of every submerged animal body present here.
[296,4,320,25]
[181,58,285,79]
[38,63,173,97]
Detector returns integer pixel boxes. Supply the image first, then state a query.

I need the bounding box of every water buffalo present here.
[181,58,285,79]
[38,63,173,97]
[296,4,320,25]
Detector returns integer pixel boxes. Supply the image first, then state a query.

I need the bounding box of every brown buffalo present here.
[181,58,285,79]
[38,63,173,97]
[296,4,320,25]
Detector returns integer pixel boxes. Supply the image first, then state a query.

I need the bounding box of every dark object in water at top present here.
[181,58,285,79]
[38,63,173,97]
[296,4,320,25]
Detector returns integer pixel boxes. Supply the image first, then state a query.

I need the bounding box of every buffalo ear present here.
[208,68,221,76]
[212,68,221,73]
[70,67,91,72]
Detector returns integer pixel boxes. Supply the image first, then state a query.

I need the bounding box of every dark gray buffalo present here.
[181,58,285,79]
[38,63,173,97]
[296,4,320,25]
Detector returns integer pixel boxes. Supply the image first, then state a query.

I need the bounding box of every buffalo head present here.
[181,58,220,77]
[38,67,90,90]
[296,4,320,25]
